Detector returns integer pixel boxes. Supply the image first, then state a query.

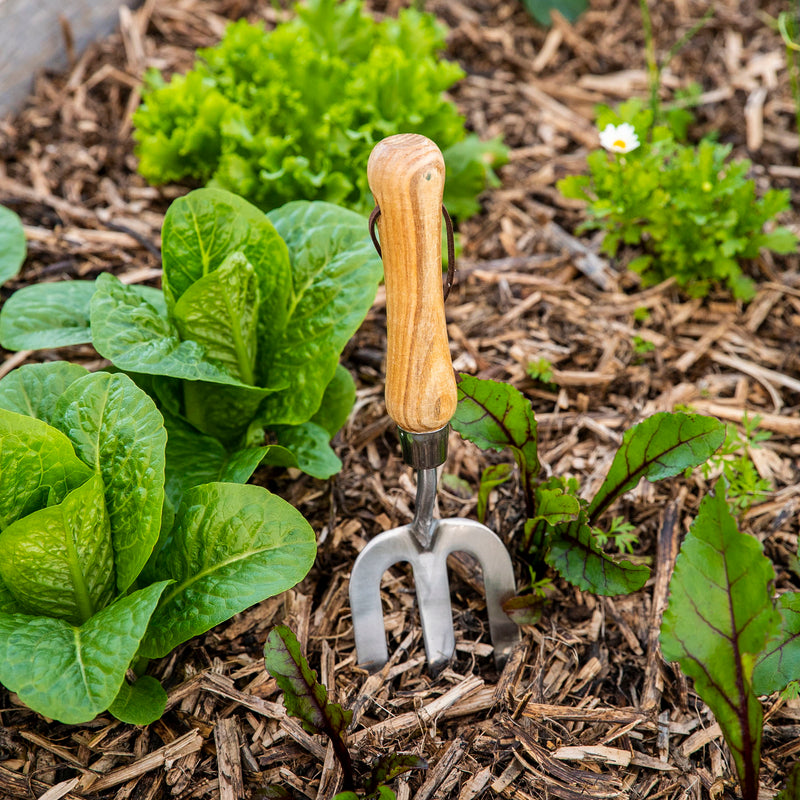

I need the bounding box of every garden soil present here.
[1,0,799,797]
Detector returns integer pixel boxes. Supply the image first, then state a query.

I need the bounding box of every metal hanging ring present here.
[369,204,457,302]
[368,205,382,257]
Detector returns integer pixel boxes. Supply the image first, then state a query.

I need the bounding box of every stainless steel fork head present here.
[349,517,520,671]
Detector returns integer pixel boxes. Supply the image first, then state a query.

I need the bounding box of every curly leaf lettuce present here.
[132,0,506,218]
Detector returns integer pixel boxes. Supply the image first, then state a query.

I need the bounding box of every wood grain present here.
[367,134,457,433]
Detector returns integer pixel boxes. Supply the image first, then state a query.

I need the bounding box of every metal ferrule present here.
[397,425,449,470]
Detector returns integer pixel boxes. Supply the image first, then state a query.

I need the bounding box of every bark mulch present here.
[0,0,799,798]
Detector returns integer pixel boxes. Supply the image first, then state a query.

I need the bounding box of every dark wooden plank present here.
[0,0,139,116]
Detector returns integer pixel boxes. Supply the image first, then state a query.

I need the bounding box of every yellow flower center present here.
[613,139,626,149]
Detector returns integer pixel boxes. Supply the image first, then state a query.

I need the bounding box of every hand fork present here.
[348,134,519,672]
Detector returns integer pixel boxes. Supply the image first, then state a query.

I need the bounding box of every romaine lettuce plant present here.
[0,204,26,284]
[661,483,800,800]
[0,188,382,502]
[452,374,725,596]
[132,0,507,220]
[0,361,316,725]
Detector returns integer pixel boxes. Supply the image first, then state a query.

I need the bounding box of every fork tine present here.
[349,525,413,670]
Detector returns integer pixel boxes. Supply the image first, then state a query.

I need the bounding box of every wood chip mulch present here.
[0,0,799,798]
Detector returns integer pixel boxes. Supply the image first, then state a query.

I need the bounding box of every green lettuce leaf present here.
[139,482,316,658]
[0,581,21,613]
[161,187,292,349]
[0,205,26,284]
[270,422,342,480]
[51,372,167,594]
[129,372,184,418]
[0,281,166,351]
[0,408,93,529]
[588,412,725,523]
[90,272,263,388]
[0,361,89,422]
[109,675,168,725]
[181,379,272,445]
[172,251,261,385]
[309,363,356,437]
[660,487,780,799]
[0,281,95,349]
[522,0,588,26]
[442,135,507,220]
[133,2,504,219]
[260,201,382,424]
[161,412,273,506]
[0,473,113,624]
[0,581,169,724]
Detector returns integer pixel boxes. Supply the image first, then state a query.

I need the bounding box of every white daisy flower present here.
[599,122,640,154]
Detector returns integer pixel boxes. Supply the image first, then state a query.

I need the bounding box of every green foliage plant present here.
[0,204,26,284]
[558,99,799,300]
[631,335,655,355]
[452,374,725,596]
[0,188,382,501]
[526,356,556,387]
[132,0,507,221]
[700,412,772,513]
[263,625,426,799]
[592,515,638,554]
[661,483,800,800]
[520,0,587,27]
[0,362,316,725]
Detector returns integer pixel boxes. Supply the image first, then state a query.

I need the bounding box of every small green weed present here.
[776,8,800,163]
[593,515,639,554]
[701,413,772,513]
[631,335,655,355]
[526,357,556,387]
[782,680,800,702]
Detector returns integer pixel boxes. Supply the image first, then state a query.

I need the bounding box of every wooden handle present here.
[368,134,457,433]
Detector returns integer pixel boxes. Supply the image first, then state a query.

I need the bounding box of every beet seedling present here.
[263,625,426,799]
[661,483,800,799]
[452,374,725,596]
